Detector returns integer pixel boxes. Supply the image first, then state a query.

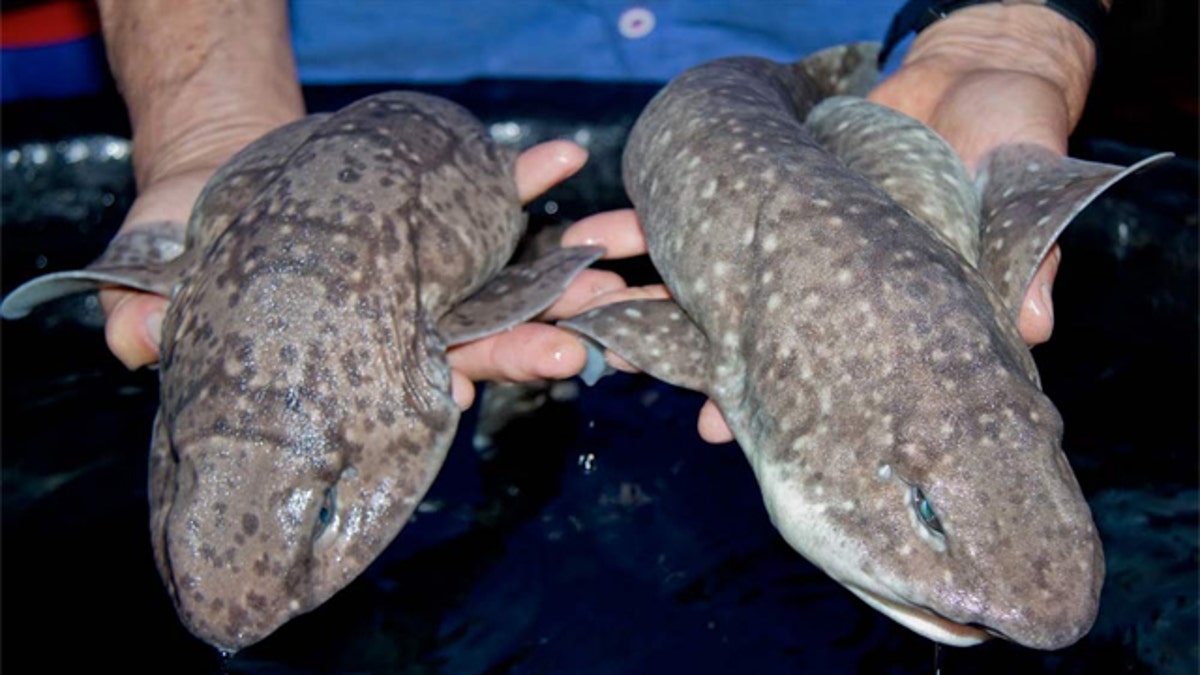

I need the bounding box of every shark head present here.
[143,240,463,653]
[149,419,396,653]
[754,344,1104,650]
[147,308,455,653]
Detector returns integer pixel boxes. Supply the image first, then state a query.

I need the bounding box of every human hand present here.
[869,66,1064,346]
[867,3,1096,347]
[868,66,1068,348]
[101,166,225,369]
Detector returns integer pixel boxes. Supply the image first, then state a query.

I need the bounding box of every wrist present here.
[130,102,301,192]
[97,0,304,191]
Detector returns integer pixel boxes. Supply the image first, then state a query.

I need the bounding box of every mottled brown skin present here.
[567,45,1110,649]
[149,92,525,651]
[0,90,603,651]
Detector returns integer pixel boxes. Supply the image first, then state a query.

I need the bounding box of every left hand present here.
[445,140,636,409]
[867,2,1097,348]
[869,66,1065,347]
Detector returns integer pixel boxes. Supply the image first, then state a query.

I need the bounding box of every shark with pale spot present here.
[2,92,602,651]
[562,43,1170,649]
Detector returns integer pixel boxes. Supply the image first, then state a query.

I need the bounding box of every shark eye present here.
[911,487,944,536]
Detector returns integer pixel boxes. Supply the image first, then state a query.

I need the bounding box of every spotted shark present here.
[1,92,603,651]
[562,43,1171,649]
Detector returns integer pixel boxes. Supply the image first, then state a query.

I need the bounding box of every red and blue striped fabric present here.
[1,0,108,102]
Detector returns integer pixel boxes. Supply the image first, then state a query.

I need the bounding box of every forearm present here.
[97,0,304,204]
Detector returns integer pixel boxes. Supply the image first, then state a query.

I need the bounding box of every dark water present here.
[3,48,1197,675]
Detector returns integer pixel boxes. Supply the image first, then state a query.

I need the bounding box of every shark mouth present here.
[845,585,991,647]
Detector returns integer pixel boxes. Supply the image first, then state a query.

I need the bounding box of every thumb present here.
[102,289,167,369]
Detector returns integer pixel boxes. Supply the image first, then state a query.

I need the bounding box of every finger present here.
[1018,243,1061,346]
[450,370,476,410]
[561,208,648,259]
[698,399,735,444]
[537,269,627,320]
[515,140,588,204]
[575,283,671,314]
[447,322,588,384]
[101,289,167,369]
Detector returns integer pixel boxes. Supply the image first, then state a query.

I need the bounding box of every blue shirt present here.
[3,1,907,102]
[291,1,906,84]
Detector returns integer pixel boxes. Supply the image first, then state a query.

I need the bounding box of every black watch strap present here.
[879,0,1108,65]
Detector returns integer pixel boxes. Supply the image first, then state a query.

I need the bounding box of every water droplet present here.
[577,452,597,474]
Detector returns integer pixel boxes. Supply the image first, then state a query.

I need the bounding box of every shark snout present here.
[991,524,1104,650]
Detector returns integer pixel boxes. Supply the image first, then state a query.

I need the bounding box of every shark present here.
[562,43,1171,649]
[1,91,603,651]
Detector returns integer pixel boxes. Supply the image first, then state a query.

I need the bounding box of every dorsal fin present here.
[806,96,980,264]
[976,144,1173,322]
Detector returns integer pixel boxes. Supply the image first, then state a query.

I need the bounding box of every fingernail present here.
[1025,294,1043,318]
[1039,281,1054,321]
[451,379,474,410]
[146,311,164,349]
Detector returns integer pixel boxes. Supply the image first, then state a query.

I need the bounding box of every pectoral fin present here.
[438,245,605,345]
[976,144,1173,323]
[1,220,190,319]
[559,298,712,394]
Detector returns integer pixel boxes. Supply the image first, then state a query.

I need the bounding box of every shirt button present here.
[618,7,655,39]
